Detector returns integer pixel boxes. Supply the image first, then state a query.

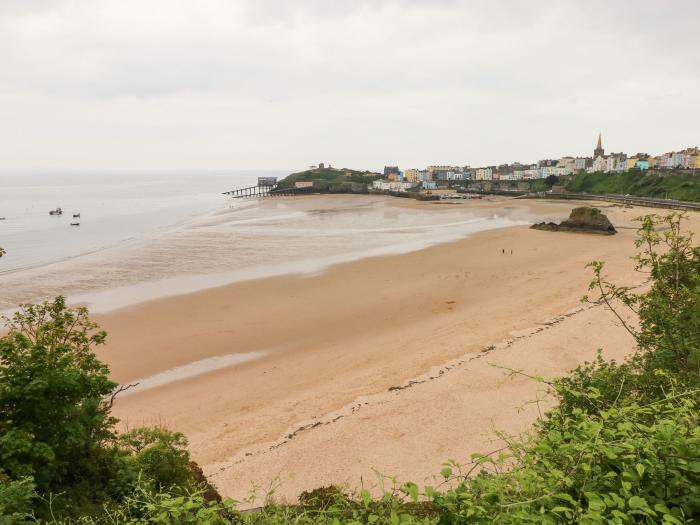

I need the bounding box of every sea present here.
[0,170,264,273]
[0,171,552,313]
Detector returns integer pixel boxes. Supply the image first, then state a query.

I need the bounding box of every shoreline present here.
[0,195,566,314]
[94,200,700,504]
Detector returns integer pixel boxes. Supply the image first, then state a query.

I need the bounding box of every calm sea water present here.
[0,171,283,273]
[0,175,564,312]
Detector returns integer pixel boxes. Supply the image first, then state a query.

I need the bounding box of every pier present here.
[222,184,316,199]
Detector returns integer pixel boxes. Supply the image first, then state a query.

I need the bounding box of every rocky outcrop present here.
[531,207,617,235]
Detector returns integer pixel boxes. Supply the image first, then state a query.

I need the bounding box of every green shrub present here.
[0,475,35,525]
[118,428,194,492]
[0,297,120,515]
[0,298,213,520]
[431,390,700,523]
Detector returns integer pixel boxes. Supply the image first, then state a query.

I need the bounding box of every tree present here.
[0,297,221,519]
[0,297,118,513]
[544,174,559,187]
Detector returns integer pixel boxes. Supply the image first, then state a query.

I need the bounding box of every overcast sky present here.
[1,0,698,172]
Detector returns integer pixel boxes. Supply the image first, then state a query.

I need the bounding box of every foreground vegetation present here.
[1,213,699,523]
[566,171,700,202]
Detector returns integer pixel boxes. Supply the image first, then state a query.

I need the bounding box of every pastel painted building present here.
[683,148,699,168]
[635,159,649,171]
[592,156,607,172]
[607,153,626,173]
[557,157,576,175]
[403,169,419,182]
[653,155,671,169]
[606,156,616,172]
[574,157,590,171]
[474,167,493,181]
[428,165,462,180]
[671,152,685,168]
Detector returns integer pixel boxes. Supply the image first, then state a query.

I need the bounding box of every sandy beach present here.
[78,196,699,505]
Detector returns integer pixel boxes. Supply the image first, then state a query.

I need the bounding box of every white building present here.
[574,157,589,171]
[671,152,685,168]
[592,156,607,172]
[372,180,414,192]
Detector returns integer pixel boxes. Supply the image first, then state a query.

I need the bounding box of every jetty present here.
[223,176,316,199]
[222,184,319,198]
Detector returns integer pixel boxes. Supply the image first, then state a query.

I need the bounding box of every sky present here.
[0,0,698,172]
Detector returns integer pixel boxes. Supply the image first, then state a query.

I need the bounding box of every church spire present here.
[594,132,605,158]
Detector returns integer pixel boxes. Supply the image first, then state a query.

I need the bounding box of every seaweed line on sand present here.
[208,286,643,479]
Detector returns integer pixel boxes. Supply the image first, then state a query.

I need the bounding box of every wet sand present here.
[94,198,700,504]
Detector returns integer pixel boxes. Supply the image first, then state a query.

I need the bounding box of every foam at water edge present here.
[118,351,269,396]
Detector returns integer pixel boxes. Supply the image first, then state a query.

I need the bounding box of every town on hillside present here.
[372,137,700,192]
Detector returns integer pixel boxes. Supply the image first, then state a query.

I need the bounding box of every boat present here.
[49,207,63,215]
[0,217,5,220]
[70,222,80,226]
[73,213,81,218]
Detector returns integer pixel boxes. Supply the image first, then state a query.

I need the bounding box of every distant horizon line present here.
[0,168,296,174]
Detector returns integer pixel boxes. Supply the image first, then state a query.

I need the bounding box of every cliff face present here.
[531,207,617,235]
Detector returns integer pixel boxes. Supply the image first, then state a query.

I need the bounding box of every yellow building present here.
[695,155,700,169]
[404,169,418,182]
[626,158,638,170]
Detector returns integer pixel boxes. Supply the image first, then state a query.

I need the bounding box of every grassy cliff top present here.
[566,171,700,202]
[277,167,382,189]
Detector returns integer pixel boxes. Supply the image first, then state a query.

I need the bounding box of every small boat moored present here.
[70,222,80,226]
[49,207,63,215]
[73,213,81,218]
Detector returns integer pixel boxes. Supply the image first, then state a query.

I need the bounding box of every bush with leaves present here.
[431,387,700,524]
[0,475,35,525]
[0,298,218,519]
[0,297,121,515]
[585,213,700,374]
[118,428,195,493]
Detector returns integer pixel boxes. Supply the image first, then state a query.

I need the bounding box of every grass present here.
[565,171,700,201]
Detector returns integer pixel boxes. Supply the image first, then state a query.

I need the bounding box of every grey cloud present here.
[0,0,697,170]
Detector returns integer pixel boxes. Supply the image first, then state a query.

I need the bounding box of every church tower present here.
[594,133,605,158]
